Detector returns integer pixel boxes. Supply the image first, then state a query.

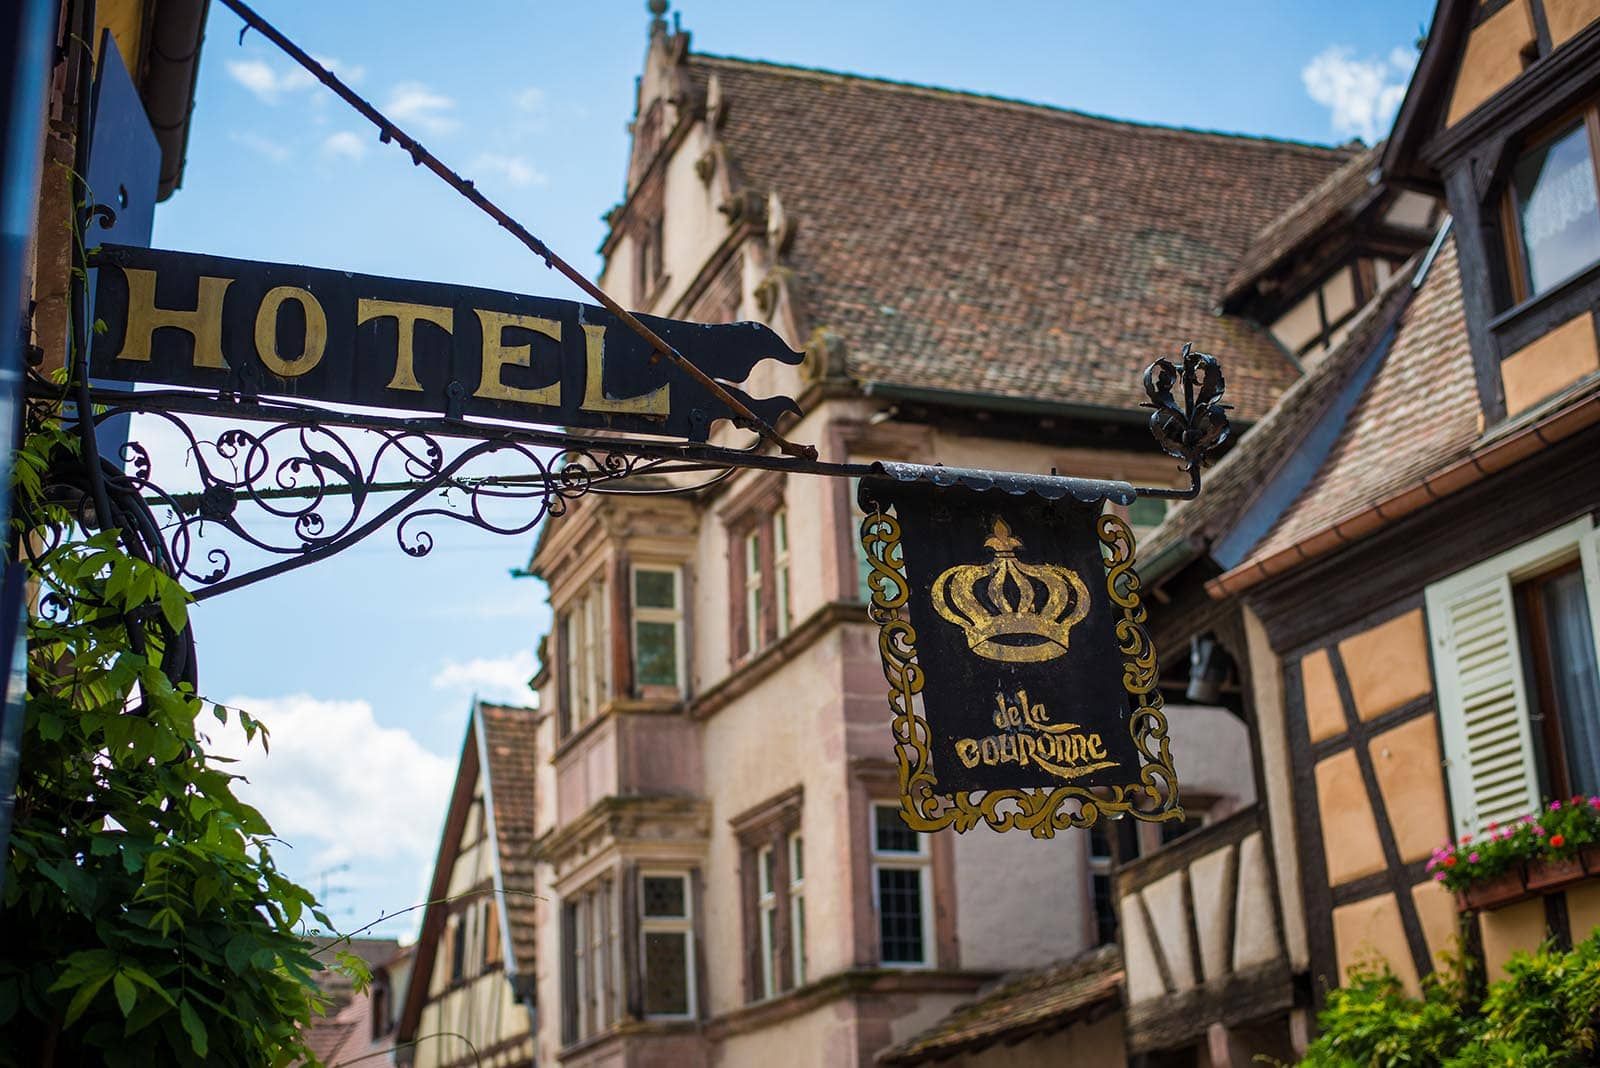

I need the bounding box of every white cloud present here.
[385,81,459,136]
[227,130,291,163]
[207,694,453,866]
[514,87,546,112]
[471,152,547,188]
[321,131,368,161]
[226,54,362,104]
[1302,44,1417,143]
[431,650,536,704]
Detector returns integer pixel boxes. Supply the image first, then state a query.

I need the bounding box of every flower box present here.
[1526,855,1586,891]
[1583,845,1600,876]
[1460,866,1526,910]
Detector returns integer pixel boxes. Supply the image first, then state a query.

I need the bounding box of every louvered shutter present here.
[1427,572,1542,836]
[1429,519,1600,833]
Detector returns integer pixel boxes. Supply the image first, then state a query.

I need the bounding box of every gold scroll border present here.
[860,507,1183,837]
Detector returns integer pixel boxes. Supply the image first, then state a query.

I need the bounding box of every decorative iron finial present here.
[648,0,669,35]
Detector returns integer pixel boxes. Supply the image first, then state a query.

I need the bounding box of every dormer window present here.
[1504,112,1600,302]
[1268,263,1372,358]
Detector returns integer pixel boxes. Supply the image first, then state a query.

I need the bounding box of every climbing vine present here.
[0,419,338,1066]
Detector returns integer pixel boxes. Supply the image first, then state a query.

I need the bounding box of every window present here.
[1427,518,1600,835]
[732,789,804,1002]
[449,914,466,982]
[733,502,792,659]
[635,211,665,302]
[744,529,763,654]
[774,508,792,640]
[561,879,616,1044]
[559,576,611,734]
[1518,564,1600,797]
[1088,823,1117,945]
[871,804,933,966]
[789,832,806,986]
[1505,115,1600,302]
[640,873,694,1019]
[757,846,779,998]
[632,565,683,694]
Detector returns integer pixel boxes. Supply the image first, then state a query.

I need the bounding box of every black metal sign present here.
[88,244,802,441]
[860,469,1180,835]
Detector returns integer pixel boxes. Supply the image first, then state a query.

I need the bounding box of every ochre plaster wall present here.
[1500,313,1600,417]
[1314,749,1386,885]
[1369,713,1450,865]
[1545,0,1600,46]
[1339,611,1432,721]
[1331,893,1419,994]
[1301,649,1345,744]
[1447,0,1536,126]
[1478,897,1547,981]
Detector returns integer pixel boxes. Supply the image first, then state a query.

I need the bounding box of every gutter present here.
[1206,387,1600,600]
[141,0,207,200]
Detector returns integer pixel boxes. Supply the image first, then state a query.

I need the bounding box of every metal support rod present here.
[211,0,817,463]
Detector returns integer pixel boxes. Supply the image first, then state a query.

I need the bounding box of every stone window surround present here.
[721,470,789,663]
[730,786,803,1003]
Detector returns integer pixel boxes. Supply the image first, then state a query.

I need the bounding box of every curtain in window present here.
[1544,570,1600,796]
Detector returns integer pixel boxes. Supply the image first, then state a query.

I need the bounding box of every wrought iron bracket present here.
[24,344,1229,601]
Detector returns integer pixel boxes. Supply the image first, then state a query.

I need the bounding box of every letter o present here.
[255,285,327,378]
[981,737,1000,765]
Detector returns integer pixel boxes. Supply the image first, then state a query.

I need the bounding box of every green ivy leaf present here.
[62,974,111,1026]
[177,998,208,1057]
[111,972,136,1017]
[157,577,189,634]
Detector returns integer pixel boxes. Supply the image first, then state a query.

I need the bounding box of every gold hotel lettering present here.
[357,299,453,392]
[114,268,234,368]
[581,323,669,415]
[473,309,562,406]
[254,286,328,378]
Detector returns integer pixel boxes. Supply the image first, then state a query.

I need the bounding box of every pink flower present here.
[1524,814,1537,823]
[1426,858,1437,871]
[1462,832,1474,842]
[1488,821,1500,831]
[1589,797,1600,809]
[1551,801,1563,811]
[1534,825,1546,836]
[1434,871,1446,881]
[1468,852,1481,863]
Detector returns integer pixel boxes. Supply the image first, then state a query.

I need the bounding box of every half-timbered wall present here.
[416,788,534,1068]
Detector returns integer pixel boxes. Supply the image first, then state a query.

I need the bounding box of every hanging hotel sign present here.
[859,468,1181,837]
[87,244,802,441]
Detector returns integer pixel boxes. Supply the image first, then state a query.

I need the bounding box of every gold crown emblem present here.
[931,518,1090,663]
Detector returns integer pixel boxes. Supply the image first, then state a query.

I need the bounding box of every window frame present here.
[559,574,612,736]
[774,507,792,639]
[1500,103,1600,306]
[744,527,764,655]
[639,870,697,1020]
[630,563,685,696]
[756,845,779,999]
[1427,517,1600,834]
[788,831,806,987]
[869,802,935,968]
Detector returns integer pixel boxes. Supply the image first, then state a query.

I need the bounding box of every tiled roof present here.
[1220,143,1383,306]
[479,701,540,978]
[1248,235,1475,560]
[1140,250,1422,570]
[692,55,1357,421]
[875,945,1122,1064]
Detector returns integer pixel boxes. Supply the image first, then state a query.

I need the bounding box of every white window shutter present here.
[1427,574,1542,835]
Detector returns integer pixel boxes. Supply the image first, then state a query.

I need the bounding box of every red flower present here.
[1551,834,1566,848]
[1445,855,1458,867]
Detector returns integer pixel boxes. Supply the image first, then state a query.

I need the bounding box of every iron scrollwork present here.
[25,395,681,602]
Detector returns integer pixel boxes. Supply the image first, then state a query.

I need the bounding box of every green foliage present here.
[0,424,332,1066]
[1298,933,1600,1067]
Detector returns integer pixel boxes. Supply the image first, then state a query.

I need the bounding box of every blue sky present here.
[147,0,1435,938]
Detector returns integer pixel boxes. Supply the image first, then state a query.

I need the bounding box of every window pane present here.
[1514,123,1600,297]
[775,509,789,554]
[877,868,925,963]
[759,847,775,896]
[635,620,678,688]
[790,834,804,882]
[642,875,687,918]
[875,805,920,853]
[1542,569,1600,796]
[635,568,676,609]
[643,931,690,1015]
[792,894,806,985]
[1092,872,1118,945]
